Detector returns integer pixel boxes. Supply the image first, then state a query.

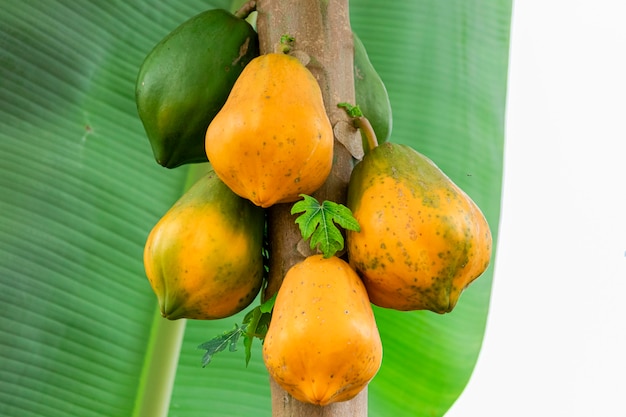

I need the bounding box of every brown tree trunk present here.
[255,0,365,416]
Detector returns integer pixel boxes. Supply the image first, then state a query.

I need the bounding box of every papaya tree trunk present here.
[255,0,365,416]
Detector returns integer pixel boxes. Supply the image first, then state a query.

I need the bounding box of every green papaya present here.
[353,33,393,151]
[143,169,265,320]
[136,9,259,168]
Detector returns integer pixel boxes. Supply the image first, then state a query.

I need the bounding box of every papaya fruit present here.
[353,33,393,152]
[136,9,259,168]
[346,142,492,313]
[263,255,382,406]
[205,53,334,208]
[143,169,265,320]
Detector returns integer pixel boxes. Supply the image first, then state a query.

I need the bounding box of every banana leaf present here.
[0,1,511,416]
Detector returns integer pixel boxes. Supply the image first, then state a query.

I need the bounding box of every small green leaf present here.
[197,324,245,368]
[241,308,260,367]
[242,299,274,341]
[337,102,364,118]
[279,34,295,53]
[199,294,276,368]
[239,294,276,366]
[280,34,295,44]
[291,194,360,258]
[243,334,253,367]
[243,308,261,336]
[259,293,276,314]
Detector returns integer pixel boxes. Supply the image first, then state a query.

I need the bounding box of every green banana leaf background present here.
[0,1,511,416]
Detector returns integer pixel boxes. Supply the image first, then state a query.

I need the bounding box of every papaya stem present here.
[234,1,257,19]
[338,102,378,151]
[354,116,378,151]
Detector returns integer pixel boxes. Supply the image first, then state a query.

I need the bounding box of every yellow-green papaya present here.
[136,9,259,168]
[346,143,492,313]
[263,255,382,406]
[353,33,393,151]
[143,169,265,320]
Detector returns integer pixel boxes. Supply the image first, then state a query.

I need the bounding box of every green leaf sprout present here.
[198,294,276,368]
[291,194,360,258]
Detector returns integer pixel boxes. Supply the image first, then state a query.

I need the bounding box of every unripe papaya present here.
[353,33,393,152]
[136,9,259,168]
[263,255,382,406]
[346,143,492,313]
[205,53,334,208]
[143,169,265,320]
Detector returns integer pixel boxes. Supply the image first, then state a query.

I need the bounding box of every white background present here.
[446,1,626,416]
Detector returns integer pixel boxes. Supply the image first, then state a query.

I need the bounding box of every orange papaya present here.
[143,169,265,320]
[346,142,492,313]
[205,53,334,208]
[263,255,382,406]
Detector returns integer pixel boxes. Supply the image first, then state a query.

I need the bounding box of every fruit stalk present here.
[233,0,256,19]
[255,0,366,416]
[355,115,379,151]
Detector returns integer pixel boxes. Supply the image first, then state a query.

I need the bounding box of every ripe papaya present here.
[353,33,393,152]
[346,142,492,313]
[136,9,259,168]
[143,169,265,320]
[263,255,382,406]
[205,53,334,208]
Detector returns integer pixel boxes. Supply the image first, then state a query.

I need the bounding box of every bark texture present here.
[255,0,366,416]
